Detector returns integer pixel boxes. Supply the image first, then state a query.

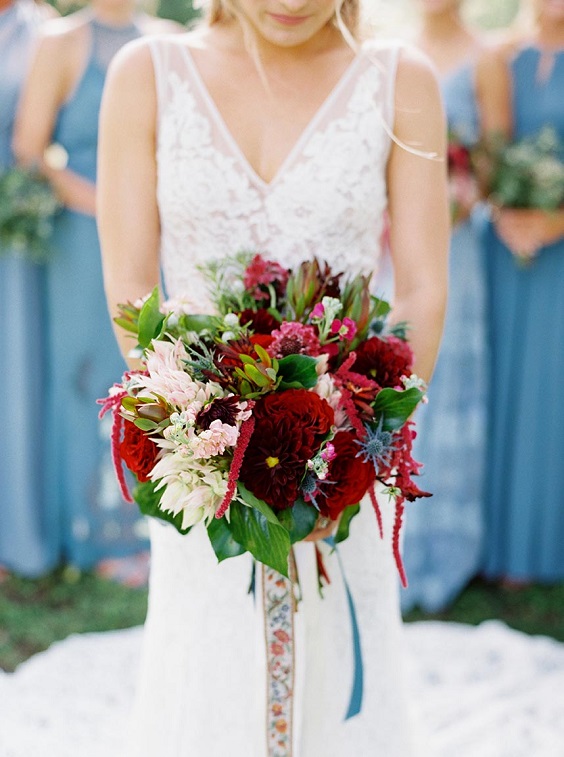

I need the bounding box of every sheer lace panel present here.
[148,36,401,310]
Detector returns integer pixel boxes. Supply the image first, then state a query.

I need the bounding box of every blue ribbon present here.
[325,536,364,720]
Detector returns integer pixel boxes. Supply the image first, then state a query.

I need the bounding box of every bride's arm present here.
[386,47,449,385]
[97,41,161,366]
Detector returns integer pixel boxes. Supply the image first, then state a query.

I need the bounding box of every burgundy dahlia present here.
[239,308,279,335]
[239,390,334,511]
[352,336,413,388]
[196,396,241,430]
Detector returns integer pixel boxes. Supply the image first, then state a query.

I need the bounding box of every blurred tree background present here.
[48,0,522,29]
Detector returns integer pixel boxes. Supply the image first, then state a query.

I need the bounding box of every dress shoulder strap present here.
[361,38,404,129]
[148,37,195,119]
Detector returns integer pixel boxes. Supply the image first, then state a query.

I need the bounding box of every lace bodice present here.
[148,37,400,309]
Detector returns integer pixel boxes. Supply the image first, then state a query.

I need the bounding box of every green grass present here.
[1,570,563,672]
[0,567,148,672]
[404,577,564,642]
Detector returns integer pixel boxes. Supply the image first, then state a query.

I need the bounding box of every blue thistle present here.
[301,473,321,510]
[355,417,397,472]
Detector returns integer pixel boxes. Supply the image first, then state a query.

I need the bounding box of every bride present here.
[97,0,448,753]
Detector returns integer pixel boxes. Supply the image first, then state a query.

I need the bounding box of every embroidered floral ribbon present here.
[263,556,297,757]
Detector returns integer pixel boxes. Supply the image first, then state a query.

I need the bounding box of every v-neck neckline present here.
[179,44,363,189]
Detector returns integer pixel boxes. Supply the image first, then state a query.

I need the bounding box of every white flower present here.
[315,353,330,376]
[151,452,228,529]
[320,296,343,322]
[160,295,194,317]
[313,374,349,430]
[223,313,239,328]
[401,373,428,393]
[133,292,152,309]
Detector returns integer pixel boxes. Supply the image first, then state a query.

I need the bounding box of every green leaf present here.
[181,314,217,333]
[276,497,318,543]
[121,396,138,412]
[277,354,319,390]
[138,287,165,349]
[372,387,424,432]
[134,418,159,431]
[253,343,271,366]
[334,503,361,545]
[132,480,191,534]
[244,364,272,387]
[231,486,291,576]
[239,353,256,365]
[207,517,247,562]
[113,317,139,334]
[237,483,282,525]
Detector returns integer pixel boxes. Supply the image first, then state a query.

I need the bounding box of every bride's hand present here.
[304,515,340,542]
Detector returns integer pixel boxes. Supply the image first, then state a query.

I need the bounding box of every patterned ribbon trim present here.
[263,554,297,757]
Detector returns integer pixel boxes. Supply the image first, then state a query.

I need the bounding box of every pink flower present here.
[320,442,336,463]
[190,419,240,458]
[243,254,289,301]
[311,302,325,319]
[330,317,357,341]
[341,317,357,340]
[267,321,321,358]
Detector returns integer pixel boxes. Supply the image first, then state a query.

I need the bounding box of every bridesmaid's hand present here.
[493,208,564,262]
[304,515,340,542]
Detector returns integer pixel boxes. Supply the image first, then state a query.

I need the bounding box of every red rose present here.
[239,390,334,511]
[353,336,413,388]
[120,420,159,483]
[318,431,375,520]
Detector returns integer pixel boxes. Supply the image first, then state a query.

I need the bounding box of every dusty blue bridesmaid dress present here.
[483,46,564,581]
[401,64,487,612]
[0,1,53,576]
[44,18,148,569]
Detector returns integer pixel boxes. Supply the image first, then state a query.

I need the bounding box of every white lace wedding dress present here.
[128,36,418,757]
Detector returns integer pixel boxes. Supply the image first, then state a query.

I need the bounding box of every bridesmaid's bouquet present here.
[99,254,429,583]
[447,131,480,226]
[0,166,60,262]
[475,126,564,211]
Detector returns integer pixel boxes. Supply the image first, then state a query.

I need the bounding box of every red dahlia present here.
[352,336,413,388]
[120,420,159,483]
[239,390,334,511]
[317,431,375,520]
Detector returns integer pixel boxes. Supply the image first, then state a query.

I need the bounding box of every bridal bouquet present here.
[99,254,429,583]
[475,126,564,211]
[0,166,60,261]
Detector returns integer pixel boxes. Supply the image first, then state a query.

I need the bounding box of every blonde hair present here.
[205,0,362,43]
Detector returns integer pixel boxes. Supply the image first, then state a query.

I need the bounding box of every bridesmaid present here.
[13,1,181,570]
[477,0,564,585]
[0,0,55,576]
[401,0,487,612]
